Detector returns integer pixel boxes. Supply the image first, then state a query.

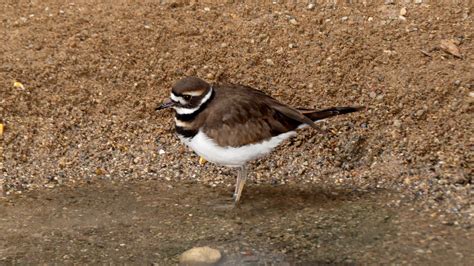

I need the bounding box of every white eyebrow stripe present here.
[182,90,205,96]
[173,87,213,115]
[170,93,186,105]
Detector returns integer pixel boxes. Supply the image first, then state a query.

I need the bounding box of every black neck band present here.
[175,126,198,138]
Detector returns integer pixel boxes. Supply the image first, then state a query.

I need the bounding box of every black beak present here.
[156,98,175,111]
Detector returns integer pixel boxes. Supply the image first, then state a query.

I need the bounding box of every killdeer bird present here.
[156,77,363,204]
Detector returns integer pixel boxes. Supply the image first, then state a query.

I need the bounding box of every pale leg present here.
[233,169,242,199]
[233,165,247,204]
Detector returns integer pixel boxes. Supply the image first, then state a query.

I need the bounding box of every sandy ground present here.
[0,0,473,264]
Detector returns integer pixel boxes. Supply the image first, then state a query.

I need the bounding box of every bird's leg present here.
[233,165,247,204]
[233,169,242,199]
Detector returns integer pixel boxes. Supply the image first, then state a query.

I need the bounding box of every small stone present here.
[368,17,374,22]
[393,120,402,128]
[220,43,227,48]
[158,149,165,155]
[265,59,274,66]
[179,247,221,265]
[288,43,297,48]
[439,39,462,58]
[416,109,425,117]
[469,92,474,98]
[454,80,461,86]
[400,7,407,16]
[385,0,395,4]
[206,73,214,79]
[95,168,106,175]
[341,16,348,21]
[414,0,422,4]
[289,18,298,25]
[369,91,377,98]
[144,25,151,29]
[452,175,468,185]
[307,3,315,10]
[203,7,211,11]
[0,179,5,197]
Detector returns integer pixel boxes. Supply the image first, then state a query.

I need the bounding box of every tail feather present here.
[298,106,364,122]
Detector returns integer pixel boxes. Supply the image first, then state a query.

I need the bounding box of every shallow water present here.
[0,180,471,264]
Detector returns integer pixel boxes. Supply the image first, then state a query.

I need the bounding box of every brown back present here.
[195,84,303,147]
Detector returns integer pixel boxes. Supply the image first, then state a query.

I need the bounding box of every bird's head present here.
[156,77,212,112]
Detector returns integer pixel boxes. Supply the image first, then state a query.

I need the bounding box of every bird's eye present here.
[183,95,191,101]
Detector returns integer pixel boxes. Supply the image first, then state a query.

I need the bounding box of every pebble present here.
[416,109,425,117]
[289,18,298,25]
[203,7,211,12]
[158,149,165,155]
[265,59,274,66]
[414,0,422,4]
[341,16,348,21]
[385,0,395,4]
[400,7,407,16]
[369,91,377,98]
[179,246,221,265]
[220,43,228,48]
[469,92,474,98]
[307,3,315,10]
[393,120,402,128]
[206,73,214,79]
[288,43,297,48]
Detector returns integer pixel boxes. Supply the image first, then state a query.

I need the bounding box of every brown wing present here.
[200,84,303,147]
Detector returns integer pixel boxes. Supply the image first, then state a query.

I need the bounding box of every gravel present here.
[0,0,472,222]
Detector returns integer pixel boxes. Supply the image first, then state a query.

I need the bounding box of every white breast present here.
[181,130,296,167]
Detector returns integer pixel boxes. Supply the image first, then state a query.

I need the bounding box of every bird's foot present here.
[198,156,207,165]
